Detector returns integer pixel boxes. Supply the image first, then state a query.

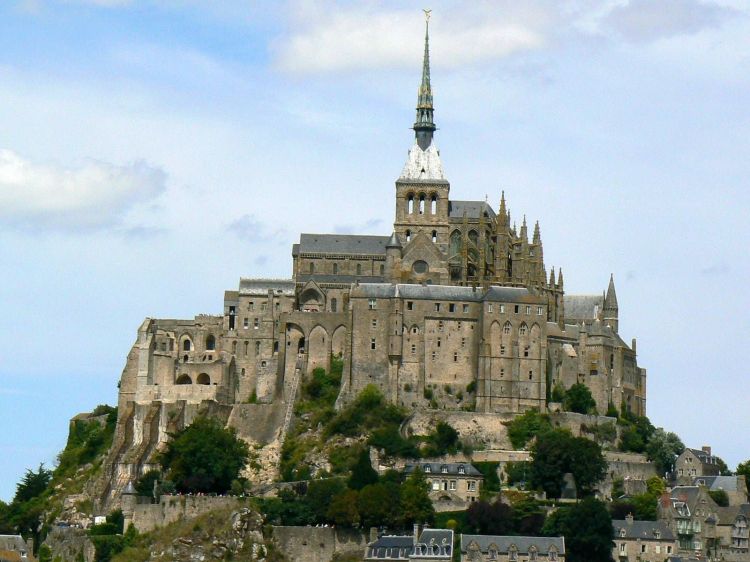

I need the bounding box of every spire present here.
[498,191,508,227]
[549,267,556,287]
[605,273,618,311]
[413,10,436,150]
[533,220,541,244]
[558,268,564,289]
[386,231,402,248]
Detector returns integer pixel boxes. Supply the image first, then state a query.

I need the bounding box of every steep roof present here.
[298,233,391,256]
[404,462,483,477]
[564,294,604,320]
[448,200,496,220]
[612,519,675,541]
[460,534,565,555]
[693,475,742,492]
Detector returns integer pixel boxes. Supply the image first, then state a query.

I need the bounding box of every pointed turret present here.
[604,273,619,332]
[549,267,556,287]
[498,191,508,226]
[533,220,541,244]
[386,231,403,248]
[558,268,564,289]
[413,10,436,150]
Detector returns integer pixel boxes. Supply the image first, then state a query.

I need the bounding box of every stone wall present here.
[43,527,96,562]
[272,526,368,562]
[131,495,243,533]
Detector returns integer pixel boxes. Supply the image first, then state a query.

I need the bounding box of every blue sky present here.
[1,0,749,501]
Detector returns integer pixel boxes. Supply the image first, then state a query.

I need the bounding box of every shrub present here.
[504,410,552,450]
[562,383,597,415]
[466,381,477,394]
[423,388,434,400]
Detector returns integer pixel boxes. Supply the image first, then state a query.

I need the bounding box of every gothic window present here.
[419,193,425,214]
[449,230,461,258]
[368,299,377,310]
[430,194,437,214]
[469,230,478,246]
[406,229,412,242]
[407,194,414,214]
[330,298,337,312]
[206,335,216,350]
[183,338,192,351]
[503,321,512,335]
[309,262,314,274]
[519,323,528,336]
[432,230,437,243]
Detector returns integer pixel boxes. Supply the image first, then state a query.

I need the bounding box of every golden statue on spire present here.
[423,8,431,22]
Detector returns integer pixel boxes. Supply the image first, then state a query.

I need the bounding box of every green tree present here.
[13,464,51,504]
[714,456,733,476]
[134,470,161,500]
[327,490,360,527]
[357,482,401,529]
[645,429,684,476]
[424,422,460,456]
[505,410,552,450]
[618,414,654,454]
[529,429,607,498]
[545,498,614,562]
[709,489,729,507]
[465,500,513,535]
[305,479,346,524]
[348,449,378,490]
[562,383,597,415]
[159,416,249,494]
[512,497,546,535]
[399,469,434,526]
[737,460,750,499]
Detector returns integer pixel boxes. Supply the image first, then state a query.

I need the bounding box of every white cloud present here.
[0,149,166,231]
[602,0,740,42]
[273,3,549,74]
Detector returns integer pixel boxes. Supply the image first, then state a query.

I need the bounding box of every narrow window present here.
[206,335,215,350]
[524,346,530,357]
[419,193,425,214]
[437,338,441,348]
[370,338,376,350]
[368,298,377,310]
[435,303,441,312]
[503,322,512,335]
[249,301,254,311]
[499,304,505,313]
[275,302,280,311]
[254,318,259,329]
[261,302,267,312]
[537,305,543,315]
[407,194,414,214]
[449,303,455,312]
[519,324,527,336]
[333,263,338,274]
[244,341,249,357]
[183,339,192,351]
[371,319,378,328]
[461,337,466,348]
[411,344,416,354]
[356,263,362,275]
[432,230,437,243]
[407,301,414,310]
[514,304,520,313]
[255,341,260,355]
[309,262,314,274]
[500,344,506,355]
[463,304,469,313]
[431,351,436,361]
[488,303,493,313]
[406,229,411,242]
[380,264,384,275]
[526,305,532,314]
[453,352,458,362]
[430,194,437,214]
[228,306,236,330]
[330,298,338,312]
[243,318,249,329]
[529,370,533,379]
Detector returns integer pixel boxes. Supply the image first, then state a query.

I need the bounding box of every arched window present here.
[197,373,210,385]
[406,229,411,242]
[503,321,512,335]
[432,230,437,243]
[330,298,338,312]
[418,193,425,214]
[182,339,192,351]
[333,262,338,274]
[469,230,479,246]
[309,262,314,274]
[519,323,528,336]
[273,341,279,353]
[206,334,216,350]
[244,341,249,357]
[430,194,437,214]
[176,374,191,385]
[450,230,461,258]
[356,263,362,275]
[255,341,261,355]
[232,341,237,354]
[380,264,384,275]
[407,194,414,214]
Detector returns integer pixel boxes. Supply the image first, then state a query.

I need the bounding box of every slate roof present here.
[612,519,675,541]
[686,448,720,467]
[448,200,497,220]
[563,294,604,320]
[349,283,535,303]
[297,274,385,285]
[460,534,565,555]
[714,504,750,525]
[366,529,453,560]
[693,475,741,492]
[297,233,391,255]
[404,462,483,477]
[239,278,295,296]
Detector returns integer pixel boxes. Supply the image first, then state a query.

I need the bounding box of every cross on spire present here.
[413,9,436,150]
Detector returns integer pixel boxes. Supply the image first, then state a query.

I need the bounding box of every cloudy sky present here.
[1,0,749,500]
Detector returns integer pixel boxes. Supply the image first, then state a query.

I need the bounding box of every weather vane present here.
[423,8,431,22]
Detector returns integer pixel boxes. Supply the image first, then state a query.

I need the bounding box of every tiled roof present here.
[460,534,565,555]
[404,462,483,477]
[298,233,391,255]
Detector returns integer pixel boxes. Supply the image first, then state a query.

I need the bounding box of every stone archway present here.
[331,325,347,359]
[307,325,329,373]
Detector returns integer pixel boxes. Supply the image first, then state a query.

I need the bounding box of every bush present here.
[709,489,729,507]
[562,383,597,415]
[466,381,477,394]
[423,388,434,400]
[505,410,552,450]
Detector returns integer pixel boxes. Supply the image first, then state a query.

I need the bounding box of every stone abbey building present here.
[102,19,646,504]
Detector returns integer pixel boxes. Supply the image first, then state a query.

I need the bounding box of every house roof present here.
[612,519,675,541]
[297,233,391,256]
[686,448,719,467]
[448,200,496,220]
[238,278,295,296]
[693,475,741,492]
[366,529,453,560]
[349,283,536,304]
[404,462,483,477]
[460,534,565,555]
[563,294,604,321]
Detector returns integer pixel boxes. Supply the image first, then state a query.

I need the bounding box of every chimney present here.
[413,523,420,545]
[625,513,634,525]
[369,527,379,543]
[702,446,712,456]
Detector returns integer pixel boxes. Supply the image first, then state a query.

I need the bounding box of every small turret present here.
[604,273,619,332]
[385,232,402,281]
[549,267,556,287]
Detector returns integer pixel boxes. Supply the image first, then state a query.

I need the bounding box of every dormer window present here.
[424,465,431,473]
[458,465,465,474]
[441,465,448,473]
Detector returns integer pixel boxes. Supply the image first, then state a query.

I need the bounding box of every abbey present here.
[102,19,645,504]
